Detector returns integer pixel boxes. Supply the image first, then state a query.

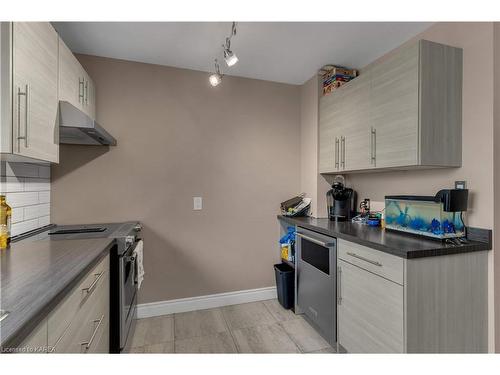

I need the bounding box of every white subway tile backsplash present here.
[6,192,40,208]
[38,215,51,227]
[11,219,39,236]
[1,161,51,236]
[39,203,50,217]
[0,176,25,193]
[39,191,51,204]
[38,165,51,179]
[24,203,50,220]
[4,162,40,178]
[24,178,50,192]
[11,207,24,224]
[23,206,37,220]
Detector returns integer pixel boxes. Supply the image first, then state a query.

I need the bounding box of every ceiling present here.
[53,22,432,85]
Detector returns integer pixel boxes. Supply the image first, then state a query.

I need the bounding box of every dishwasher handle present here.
[296,232,335,248]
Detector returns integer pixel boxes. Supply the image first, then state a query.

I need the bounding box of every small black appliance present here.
[326,176,357,222]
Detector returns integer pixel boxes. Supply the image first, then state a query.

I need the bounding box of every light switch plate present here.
[193,197,202,210]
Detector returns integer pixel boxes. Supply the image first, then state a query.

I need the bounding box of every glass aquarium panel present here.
[385,198,465,239]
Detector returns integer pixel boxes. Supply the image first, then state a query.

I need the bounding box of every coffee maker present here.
[326,176,357,222]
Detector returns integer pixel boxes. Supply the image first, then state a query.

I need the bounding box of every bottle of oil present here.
[0,195,12,249]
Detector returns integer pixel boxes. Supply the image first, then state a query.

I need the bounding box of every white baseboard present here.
[136,286,277,319]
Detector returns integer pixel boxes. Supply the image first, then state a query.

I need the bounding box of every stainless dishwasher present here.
[296,227,337,346]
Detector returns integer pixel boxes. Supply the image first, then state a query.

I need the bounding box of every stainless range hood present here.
[59,101,117,146]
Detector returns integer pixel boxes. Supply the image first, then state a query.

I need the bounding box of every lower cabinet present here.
[18,320,48,353]
[337,259,404,353]
[19,254,110,354]
[336,239,489,353]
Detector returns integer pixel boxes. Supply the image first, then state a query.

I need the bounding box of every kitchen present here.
[1,3,500,373]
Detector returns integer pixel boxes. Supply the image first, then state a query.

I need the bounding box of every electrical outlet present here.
[455,181,466,190]
[193,197,202,210]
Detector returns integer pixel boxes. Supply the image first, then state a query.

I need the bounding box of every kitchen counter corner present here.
[0,237,115,349]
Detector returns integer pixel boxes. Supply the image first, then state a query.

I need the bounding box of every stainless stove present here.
[43,221,142,353]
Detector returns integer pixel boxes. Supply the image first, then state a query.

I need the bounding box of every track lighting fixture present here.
[208,22,238,87]
[223,40,238,67]
[223,22,238,67]
[208,59,222,87]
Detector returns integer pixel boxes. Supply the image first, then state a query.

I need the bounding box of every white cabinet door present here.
[82,72,96,119]
[320,73,372,173]
[12,22,59,163]
[342,72,372,171]
[59,37,96,120]
[319,89,344,173]
[338,259,404,353]
[58,37,86,111]
[371,42,419,168]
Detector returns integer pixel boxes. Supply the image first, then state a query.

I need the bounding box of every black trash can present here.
[274,263,295,309]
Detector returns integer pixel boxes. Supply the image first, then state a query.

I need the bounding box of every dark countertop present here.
[278,215,491,259]
[0,237,115,349]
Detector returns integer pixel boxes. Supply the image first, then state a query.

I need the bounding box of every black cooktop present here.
[48,227,107,235]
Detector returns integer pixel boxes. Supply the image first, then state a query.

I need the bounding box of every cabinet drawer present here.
[51,270,109,353]
[88,321,109,354]
[18,319,48,354]
[47,254,109,346]
[338,259,404,353]
[338,239,404,285]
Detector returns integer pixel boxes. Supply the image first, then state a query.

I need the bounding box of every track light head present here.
[209,59,222,87]
[209,73,222,87]
[224,49,238,67]
[223,36,238,67]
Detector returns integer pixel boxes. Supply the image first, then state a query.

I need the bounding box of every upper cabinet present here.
[59,37,96,119]
[0,22,59,163]
[1,22,99,163]
[319,40,463,174]
[370,42,420,169]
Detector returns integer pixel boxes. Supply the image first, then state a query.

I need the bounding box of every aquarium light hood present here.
[385,189,468,212]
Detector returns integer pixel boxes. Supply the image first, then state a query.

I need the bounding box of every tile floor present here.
[126,299,336,354]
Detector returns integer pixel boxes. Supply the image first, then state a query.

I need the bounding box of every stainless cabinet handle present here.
[16,84,29,148]
[337,265,342,305]
[79,78,84,103]
[334,137,339,169]
[26,84,30,148]
[85,80,88,104]
[81,314,104,351]
[370,128,374,164]
[346,251,382,267]
[82,271,104,295]
[341,136,346,169]
[371,128,376,165]
[296,232,335,247]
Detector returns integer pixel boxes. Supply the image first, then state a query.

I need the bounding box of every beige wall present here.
[299,76,330,218]
[494,22,500,352]
[51,55,301,304]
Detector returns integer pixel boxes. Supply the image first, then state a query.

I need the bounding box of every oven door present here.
[119,241,138,349]
[296,228,337,346]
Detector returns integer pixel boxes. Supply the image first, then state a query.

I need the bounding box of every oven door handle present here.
[296,232,335,247]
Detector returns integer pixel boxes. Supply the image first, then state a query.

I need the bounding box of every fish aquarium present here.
[385,190,468,240]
